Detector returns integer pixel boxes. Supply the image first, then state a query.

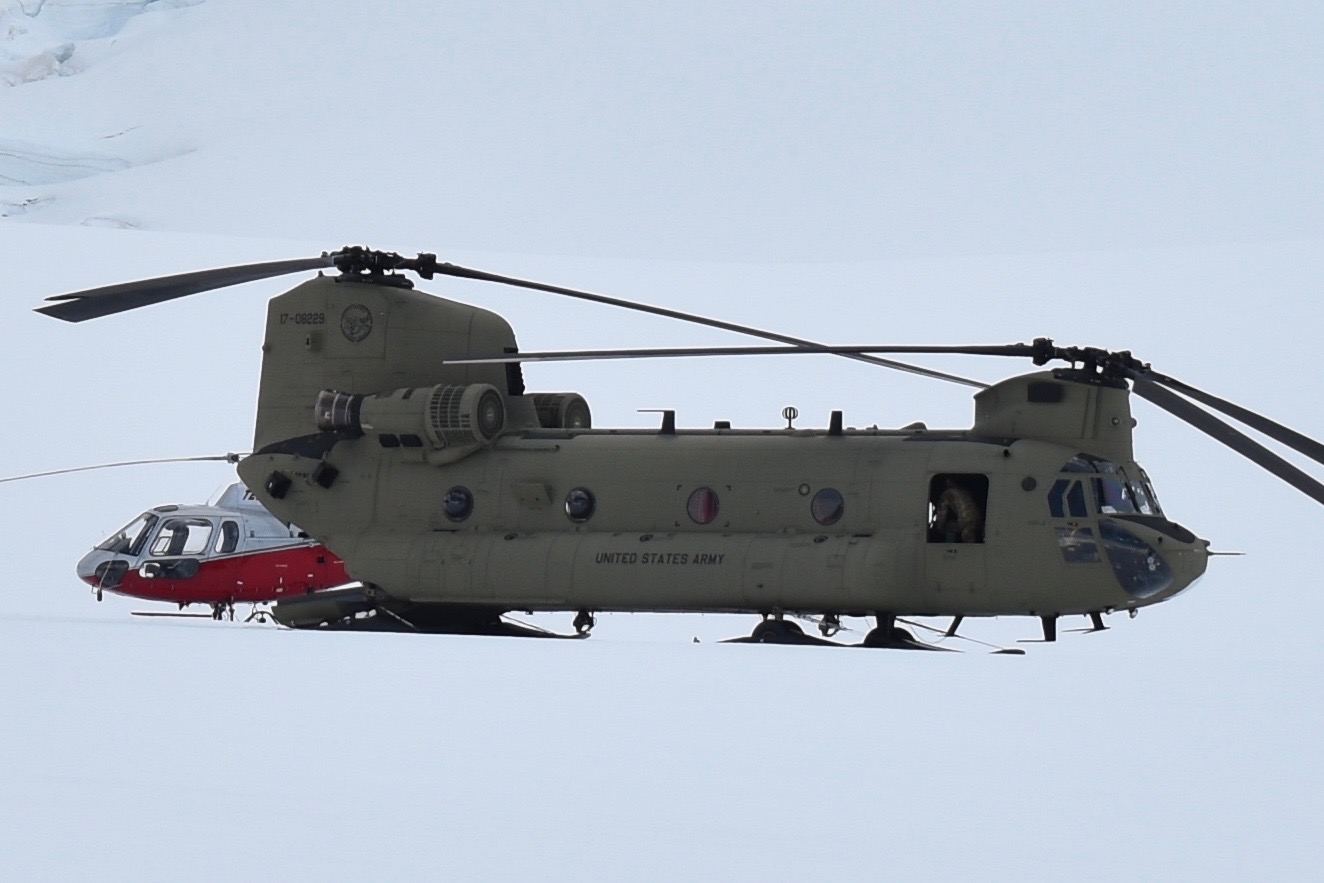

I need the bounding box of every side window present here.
[1065,482,1087,518]
[179,521,213,556]
[151,519,213,557]
[214,520,240,554]
[1048,479,1089,518]
[928,474,988,543]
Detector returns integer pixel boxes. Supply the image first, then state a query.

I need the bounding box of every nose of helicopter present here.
[1157,533,1210,600]
[76,550,103,585]
[1101,516,1209,604]
[75,549,127,590]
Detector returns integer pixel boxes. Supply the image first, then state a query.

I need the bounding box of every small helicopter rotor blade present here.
[36,256,336,322]
[433,262,990,389]
[1143,371,1324,467]
[441,343,1042,365]
[1128,375,1324,506]
[0,454,243,485]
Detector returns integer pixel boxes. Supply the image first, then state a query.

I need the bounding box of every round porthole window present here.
[442,486,474,522]
[687,487,720,525]
[565,487,595,523]
[811,488,844,525]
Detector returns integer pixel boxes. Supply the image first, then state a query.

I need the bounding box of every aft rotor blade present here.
[0,454,243,484]
[36,256,335,322]
[1129,375,1324,506]
[434,262,990,389]
[1144,371,1324,467]
[443,343,1040,365]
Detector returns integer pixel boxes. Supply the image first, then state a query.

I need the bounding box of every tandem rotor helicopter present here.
[33,246,1324,650]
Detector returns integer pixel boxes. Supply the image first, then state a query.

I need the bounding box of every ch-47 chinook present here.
[70,480,349,621]
[35,247,1324,650]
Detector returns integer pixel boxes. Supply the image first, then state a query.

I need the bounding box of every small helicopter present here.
[34,247,1324,649]
[70,479,349,620]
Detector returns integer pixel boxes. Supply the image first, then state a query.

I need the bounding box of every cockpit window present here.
[1058,456,1164,517]
[1135,468,1162,516]
[1093,476,1137,514]
[150,518,214,557]
[215,520,240,554]
[96,513,159,557]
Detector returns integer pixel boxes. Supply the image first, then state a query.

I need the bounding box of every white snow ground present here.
[2,3,1323,879]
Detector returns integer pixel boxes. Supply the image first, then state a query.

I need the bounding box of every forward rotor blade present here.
[0,454,243,484]
[434,262,990,389]
[36,257,335,322]
[1129,375,1324,506]
[442,343,1040,365]
[1144,371,1324,467]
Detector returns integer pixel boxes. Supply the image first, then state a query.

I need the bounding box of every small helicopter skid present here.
[130,602,277,623]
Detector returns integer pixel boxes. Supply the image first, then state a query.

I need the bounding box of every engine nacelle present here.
[316,383,506,451]
[530,392,592,429]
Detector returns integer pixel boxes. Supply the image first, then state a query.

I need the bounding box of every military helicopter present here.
[64,478,349,620]
[34,247,1324,649]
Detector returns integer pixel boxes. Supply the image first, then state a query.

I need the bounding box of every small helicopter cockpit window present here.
[95,513,159,557]
[150,518,214,557]
[214,520,240,555]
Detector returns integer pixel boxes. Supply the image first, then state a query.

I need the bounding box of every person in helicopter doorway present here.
[932,477,983,543]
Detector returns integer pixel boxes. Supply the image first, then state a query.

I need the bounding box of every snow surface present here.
[2,2,1323,879]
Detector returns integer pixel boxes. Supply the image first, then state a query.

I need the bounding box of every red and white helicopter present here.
[77,481,350,620]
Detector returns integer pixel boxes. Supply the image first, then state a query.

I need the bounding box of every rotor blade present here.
[1144,371,1324,467]
[441,343,1040,365]
[433,262,990,388]
[36,256,335,322]
[1129,375,1324,506]
[0,454,243,485]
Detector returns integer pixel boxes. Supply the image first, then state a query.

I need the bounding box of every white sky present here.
[1,2,1322,878]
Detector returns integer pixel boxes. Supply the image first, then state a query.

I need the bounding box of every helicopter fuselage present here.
[75,484,349,610]
[234,275,1209,625]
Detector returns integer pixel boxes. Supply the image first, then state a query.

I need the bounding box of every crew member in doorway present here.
[932,477,983,543]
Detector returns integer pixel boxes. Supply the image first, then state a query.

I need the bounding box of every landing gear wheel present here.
[573,609,595,636]
[862,626,917,648]
[819,614,842,638]
[750,619,805,644]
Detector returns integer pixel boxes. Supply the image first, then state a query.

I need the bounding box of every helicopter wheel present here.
[861,625,917,647]
[750,619,805,644]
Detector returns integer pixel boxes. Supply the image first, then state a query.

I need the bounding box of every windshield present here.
[95,513,159,556]
[1059,455,1165,517]
[1133,468,1162,516]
